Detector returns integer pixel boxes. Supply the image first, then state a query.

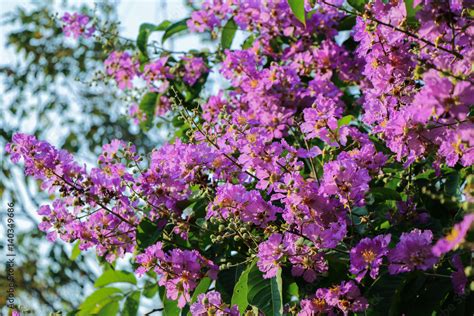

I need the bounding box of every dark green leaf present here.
[162,19,189,44]
[216,265,245,303]
[338,15,357,31]
[137,22,170,58]
[94,270,137,287]
[143,282,158,299]
[348,0,367,12]
[370,187,402,202]
[287,0,306,26]
[136,217,163,251]
[247,263,283,316]
[444,171,460,196]
[221,19,237,49]
[122,290,141,316]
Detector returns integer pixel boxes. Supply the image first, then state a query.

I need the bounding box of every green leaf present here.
[338,15,357,31]
[94,270,137,287]
[284,281,299,303]
[190,277,211,305]
[231,262,253,314]
[242,34,256,49]
[97,301,120,316]
[215,265,245,303]
[159,287,180,316]
[138,92,158,131]
[287,0,306,26]
[370,187,402,202]
[247,263,283,316]
[143,282,158,299]
[122,291,141,316]
[78,287,122,316]
[162,19,189,44]
[137,21,170,58]
[337,115,353,128]
[221,19,237,49]
[70,240,81,260]
[348,0,367,12]
[405,0,421,19]
[136,217,163,250]
[366,274,407,316]
[137,25,151,56]
[444,171,460,197]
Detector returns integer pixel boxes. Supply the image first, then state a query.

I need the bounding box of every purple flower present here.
[298,297,331,315]
[182,57,209,86]
[207,183,280,227]
[61,12,95,39]
[190,291,239,316]
[388,229,438,274]
[136,244,218,308]
[104,51,139,90]
[300,280,368,315]
[350,234,391,282]
[432,213,474,256]
[257,233,284,278]
[320,157,370,207]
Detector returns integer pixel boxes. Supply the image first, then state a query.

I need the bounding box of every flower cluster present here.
[207,184,280,227]
[61,12,95,39]
[257,233,328,282]
[190,291,239,316]
[299,281,368,316]
[6,134,140,262]
[104,51,139,90]
[136,243,218,308]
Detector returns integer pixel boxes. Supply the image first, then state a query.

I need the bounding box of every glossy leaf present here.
[143,282,158,299]
[221,18,238,49]
[287,0,306,26]
[137,21,171,58]
[138,92,158,131]
[231,262,253,313]
[70,240,81,260]
[190,277,212,305]
[122,290,141,316]
[97,301,120,316]
[162,19,189,44]
[247,263,283,316]
[348,0,367,11]
[94,270,137,287]
[78,287,122,316]
[136,217,164,251]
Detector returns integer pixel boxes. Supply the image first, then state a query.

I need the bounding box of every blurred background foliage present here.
[0,1,155,313]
